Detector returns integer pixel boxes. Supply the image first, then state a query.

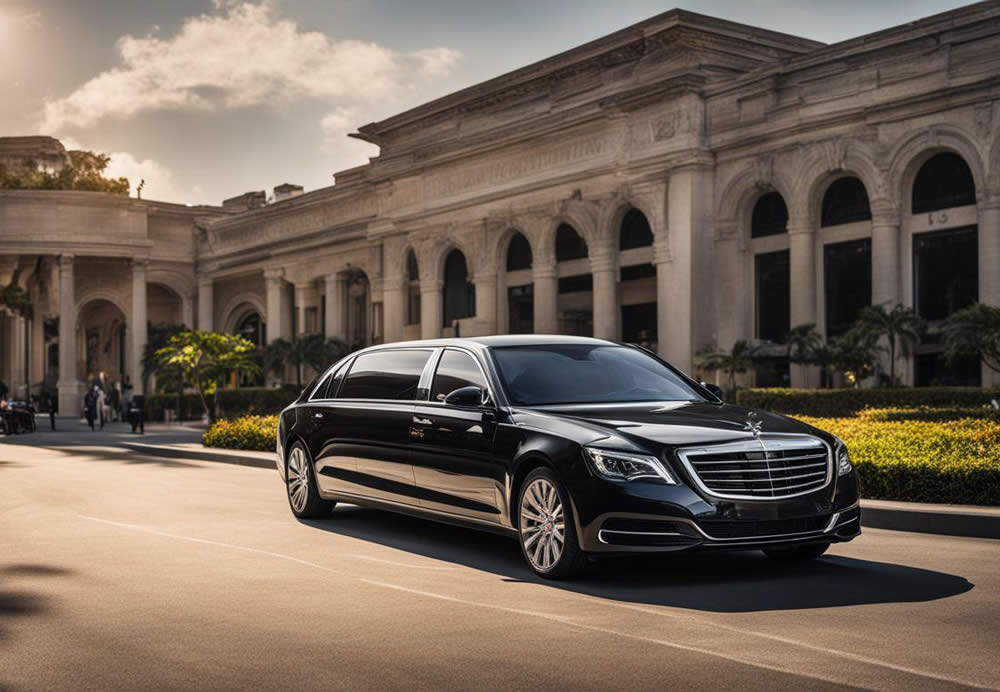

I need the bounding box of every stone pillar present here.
[590,245,618,341]
[871,202,901,308]
[294,283,308,335]
[420,279,443,340]
[788,216,818,388]
[197,277,214,331]
[382,277,405,343]
[30,307,45,390]
[654,240,673,360]
[474,272,498,335]
[130,258,148,395]
[978,196,1000,387]
[10,316,26,396]
[264,268,285,344]
[324,274,346,342]
[57,254,78,415]
[532,257,558,334]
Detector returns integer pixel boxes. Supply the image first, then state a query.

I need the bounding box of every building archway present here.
[442,249,474,333]
[617,207,656,348]
[554,223,592,336]
[747,191,791,386]
[76,298,127,389]
[504,231,533,333]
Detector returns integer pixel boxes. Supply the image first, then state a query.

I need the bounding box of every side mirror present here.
[444,385,487,408]
[701,382,724,400]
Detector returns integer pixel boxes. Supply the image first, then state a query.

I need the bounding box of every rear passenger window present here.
[339,350,431,400]
[431,349,488,402]
[317,362,348,399]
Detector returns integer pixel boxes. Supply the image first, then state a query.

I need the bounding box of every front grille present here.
[698,516,829,539]
[677,436,831,500]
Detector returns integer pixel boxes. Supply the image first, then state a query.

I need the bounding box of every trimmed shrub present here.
[737,387,1000,417]
[202,415,278,451]
[146,386,302,421]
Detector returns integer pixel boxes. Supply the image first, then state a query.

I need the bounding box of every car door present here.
[311,348,432,506]
[409,348,504,523]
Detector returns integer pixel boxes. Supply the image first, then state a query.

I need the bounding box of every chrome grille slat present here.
[676,435,833,500]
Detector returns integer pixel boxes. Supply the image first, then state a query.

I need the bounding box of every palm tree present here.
[942,303,1000,375]
[786,323,823,364]
[263,334,352,387]
[697,340,759,395]
[856,304,924,386]
[830,326,885,388]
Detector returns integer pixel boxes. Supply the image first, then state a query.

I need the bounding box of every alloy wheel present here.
[520,477,565,572]
[287,446,310,513]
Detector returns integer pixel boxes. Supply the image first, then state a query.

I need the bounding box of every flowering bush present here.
[202,415,278,451]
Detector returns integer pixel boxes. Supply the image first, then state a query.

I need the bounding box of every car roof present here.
[355,334,618,354]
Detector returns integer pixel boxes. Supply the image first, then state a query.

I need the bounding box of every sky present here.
[0,0,975,206]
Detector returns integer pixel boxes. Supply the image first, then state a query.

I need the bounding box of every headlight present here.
[834,437,852,476]
[583,447,678,484]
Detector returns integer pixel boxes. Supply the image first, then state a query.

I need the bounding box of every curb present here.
[121,442,274,470]
[860,500,1000,540]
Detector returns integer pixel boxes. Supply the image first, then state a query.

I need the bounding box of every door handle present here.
[312,412,325,420]
[412,416,432,426]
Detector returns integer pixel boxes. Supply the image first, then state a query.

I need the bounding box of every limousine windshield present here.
[491,344,707,406]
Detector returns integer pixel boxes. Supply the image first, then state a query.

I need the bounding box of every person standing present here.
[97,387,107,430]
[46,390,57,431]
[84,386,98,431]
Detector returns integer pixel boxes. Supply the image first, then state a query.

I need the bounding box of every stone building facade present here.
[3,5,1000,413]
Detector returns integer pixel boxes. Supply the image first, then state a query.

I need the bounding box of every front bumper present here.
[568,471,861,553]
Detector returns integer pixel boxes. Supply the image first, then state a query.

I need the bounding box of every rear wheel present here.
[762,542,830,560]
[285,443,335,519]
[517,467,588,580]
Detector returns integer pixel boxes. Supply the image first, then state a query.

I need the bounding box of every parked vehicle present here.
[275,336,860,579]
[0,399,37,435]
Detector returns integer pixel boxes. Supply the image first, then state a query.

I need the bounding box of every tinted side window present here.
[431,350,487,402]
[325,362,348,399]
[339,350,431,401]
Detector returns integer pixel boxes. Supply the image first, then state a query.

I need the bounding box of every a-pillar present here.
[198,277,214,331]
[590,242,618,341]
[420,279,443,340]
[324,273,346,342]
[130,258,148,395]
[57,254,79,415]
[979,194,1000,387]
[474,272,497,335]
[382,276,405,343]
[264,268,286,344]
[532,255,558,334]
[788,215,818,388]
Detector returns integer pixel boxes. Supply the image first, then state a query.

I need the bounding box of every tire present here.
[517,467,588,580]
[762,542,830,561]
[285,442,336,519]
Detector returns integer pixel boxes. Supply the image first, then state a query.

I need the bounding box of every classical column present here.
[324,273,346,342]
[130,258,148,395]
[420,279,443,340]
[30,304,45,389]
[381,277,405,343]
[57,254,78,415]
[181,294,194,329]
[788,216,818,388]
[654,239,673,360]
[264,268,285,344]
[978,195,1000,387]
[197,277,214,331]
[294,283,308,335]
[532,256,558,334]
[590,244,618,341]
[474,272,498,335]
[871,201,901,308]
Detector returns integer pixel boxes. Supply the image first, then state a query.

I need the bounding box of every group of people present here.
[81,375,144,433]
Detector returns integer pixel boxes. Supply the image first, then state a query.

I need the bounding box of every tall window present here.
[406,250,420,325]
[824,239,871,338]
[619,208,653,250]
[755,250,790,342]
[506,233,532,270]
[555,224,588,261]
[443,249,475,327]
[821,177,871,227]
[912,152,976,214]
[751,192,788,238]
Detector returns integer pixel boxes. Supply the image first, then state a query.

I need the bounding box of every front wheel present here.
[517,467,588,580]
[285,442,335,519]
[762,542,830,561]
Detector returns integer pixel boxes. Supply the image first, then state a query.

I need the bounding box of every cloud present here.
[104,151,204,205]
[40,1,461,134]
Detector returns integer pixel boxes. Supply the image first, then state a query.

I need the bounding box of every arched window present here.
[443,249,475,326]
[555,223,588,261]
[406,250,420,325]
[821,177,871,227]
[235,311,263,347]
[751,192,788,238]
[506,232,532,271]
[619,208,654,250]
[912,152,976,214]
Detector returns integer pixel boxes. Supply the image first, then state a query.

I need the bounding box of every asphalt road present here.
[1,425,999,691]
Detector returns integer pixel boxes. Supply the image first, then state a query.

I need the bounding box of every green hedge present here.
[145,386,302,421]
[737,387,1000,417]
[798,408,1000,505]
[202,415,278,451]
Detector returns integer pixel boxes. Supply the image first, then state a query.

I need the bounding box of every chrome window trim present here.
[426,346,494,406]
[675,433,833,501]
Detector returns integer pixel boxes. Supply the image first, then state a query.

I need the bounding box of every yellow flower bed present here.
[202,415,278,451]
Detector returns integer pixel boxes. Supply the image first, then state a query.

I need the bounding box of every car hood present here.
[511,401,827,450]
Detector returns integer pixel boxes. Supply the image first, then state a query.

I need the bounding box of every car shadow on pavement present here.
[303,506,974,613]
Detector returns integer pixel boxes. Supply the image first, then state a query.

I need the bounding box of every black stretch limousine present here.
[274,336,860,578]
